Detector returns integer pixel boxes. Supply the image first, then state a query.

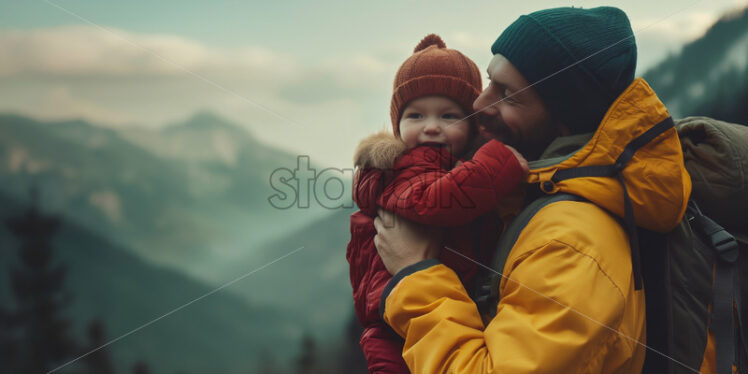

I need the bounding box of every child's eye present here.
[442,113,461,120]
[405,113,422,119]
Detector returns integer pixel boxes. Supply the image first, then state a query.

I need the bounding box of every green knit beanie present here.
[491,6,637,134]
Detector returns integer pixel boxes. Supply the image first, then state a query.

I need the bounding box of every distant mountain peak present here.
[166,110,250,136]
[0,113,95,131]
[51,117,95,129]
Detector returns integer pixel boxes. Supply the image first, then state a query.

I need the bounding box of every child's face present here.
[399,96,471,155]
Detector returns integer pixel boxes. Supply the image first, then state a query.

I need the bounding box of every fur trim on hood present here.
[353,131,408,170]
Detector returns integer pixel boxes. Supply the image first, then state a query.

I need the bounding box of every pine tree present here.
[4,190,78,372]
[0,306,20,373]
[337,313,367,373]
[256,350,281,374]
[132,360,150,374]
[81,319,116,374]
[295,333,319,374]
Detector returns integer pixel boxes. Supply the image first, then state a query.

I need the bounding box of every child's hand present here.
[473,140,530,178]
[505,145,529,177]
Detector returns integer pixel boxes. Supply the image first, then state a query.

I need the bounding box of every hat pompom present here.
[414,34,446,53]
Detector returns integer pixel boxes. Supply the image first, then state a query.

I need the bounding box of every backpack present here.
[474,116,748,374]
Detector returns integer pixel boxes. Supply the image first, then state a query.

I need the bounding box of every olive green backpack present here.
[474,117,748,374]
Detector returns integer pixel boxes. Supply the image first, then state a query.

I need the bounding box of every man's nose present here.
[474,91,498,115]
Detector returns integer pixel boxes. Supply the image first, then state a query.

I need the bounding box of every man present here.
[374,6,694,373]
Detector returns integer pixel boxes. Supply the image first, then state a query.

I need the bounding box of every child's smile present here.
[398,96,471,156]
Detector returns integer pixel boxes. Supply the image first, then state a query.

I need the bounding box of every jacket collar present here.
[526,78,691,232]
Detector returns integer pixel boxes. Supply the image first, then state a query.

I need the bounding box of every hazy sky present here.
[1,0,747,167]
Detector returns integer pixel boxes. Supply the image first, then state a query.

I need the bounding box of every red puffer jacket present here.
[346,132,523,373]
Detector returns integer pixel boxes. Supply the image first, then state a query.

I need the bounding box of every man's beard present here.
[476,112,558,161]
[476,112,519,148]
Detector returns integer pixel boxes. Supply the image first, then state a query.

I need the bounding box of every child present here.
[346,34,528,373]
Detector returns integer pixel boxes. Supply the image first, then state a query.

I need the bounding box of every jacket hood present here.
[527,78,692,232]
[352,131,458,216]
[352,131,405,216]
[353,131,407,170]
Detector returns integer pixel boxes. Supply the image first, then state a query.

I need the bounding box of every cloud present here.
[0,25,395,104]
[0,25,399,167]
[38,86,133,125]
[277,54,396,104]
[632,11,718,42]
[6,146,50,174]
[0,25,295,76]
[89,190,123,224]
[449,32,495,53]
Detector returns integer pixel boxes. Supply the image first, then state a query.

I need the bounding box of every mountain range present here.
[0,191,298,374]
[644,5,748,124]
[0,110,354,372]
[0,111,334,284]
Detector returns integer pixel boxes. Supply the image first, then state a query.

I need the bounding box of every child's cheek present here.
[401,127,418,148]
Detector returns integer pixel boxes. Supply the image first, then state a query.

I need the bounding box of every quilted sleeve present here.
[379,140,524,227]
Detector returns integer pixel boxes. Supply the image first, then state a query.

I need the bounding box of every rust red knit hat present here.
[390,34,483,136]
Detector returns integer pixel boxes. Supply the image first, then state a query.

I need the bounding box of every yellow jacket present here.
[381,78,694,373]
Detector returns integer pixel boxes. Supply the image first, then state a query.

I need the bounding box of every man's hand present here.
[373,209,443,275]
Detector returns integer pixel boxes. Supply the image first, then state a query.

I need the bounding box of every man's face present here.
[473,54,560,160]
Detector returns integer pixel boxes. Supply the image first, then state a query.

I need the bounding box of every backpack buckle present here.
[474,286,490,313]
[693,214,740,263]
[710,229,739,264]
[473,279,499,317]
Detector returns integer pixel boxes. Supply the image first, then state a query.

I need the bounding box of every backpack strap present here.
[738,248,748,372]
[475,116,675,314]
[550,116,675,290]
[689,201,741,374]
[474,192,586,317]
[737,282,746,373]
